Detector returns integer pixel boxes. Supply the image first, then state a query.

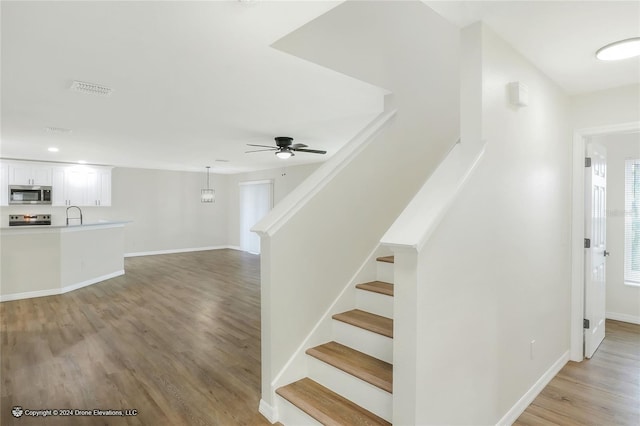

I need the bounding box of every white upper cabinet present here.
[55,165,112,207]
[8,162,52,186]
[2,160,112,207]
[0,163,8,206]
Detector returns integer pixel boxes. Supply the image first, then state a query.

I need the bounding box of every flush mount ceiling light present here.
[70,80,113,96]
[596,37,640,61]
[47,147,59,152]
[201,166,215,203]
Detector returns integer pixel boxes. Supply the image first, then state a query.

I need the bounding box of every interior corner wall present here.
[593,133,640,323]
[571,84,640,129]
[413,24,572,424]
[103,167,230,254]
[226,162,321,249]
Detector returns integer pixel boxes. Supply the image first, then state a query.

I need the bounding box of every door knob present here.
[604,250,610,257]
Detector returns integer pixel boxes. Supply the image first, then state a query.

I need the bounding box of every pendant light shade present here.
[201,166,215,203]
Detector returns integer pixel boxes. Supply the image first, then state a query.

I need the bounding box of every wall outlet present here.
[530,340,536,360]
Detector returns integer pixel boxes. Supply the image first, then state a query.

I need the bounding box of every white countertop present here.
[1,220,130,231]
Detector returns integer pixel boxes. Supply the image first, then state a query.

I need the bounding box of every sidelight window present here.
[625,159,640,285]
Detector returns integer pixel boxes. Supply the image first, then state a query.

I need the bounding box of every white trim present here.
[381,141,485,251]
[124,245,235,257]
[496,351,570,426]
[606,311,640,325]
[0,270,125,302]
[0,288,60,302]
[258,399,278,424]
[570,121,640,362]
[61,270,124,294]
[60,223,126,233]
[239,179,273,186]
[252,108,397,237]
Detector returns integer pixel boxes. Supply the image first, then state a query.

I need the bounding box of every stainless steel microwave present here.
[9,185,52,205]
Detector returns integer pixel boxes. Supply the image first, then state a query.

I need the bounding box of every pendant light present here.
[201,166,215,203]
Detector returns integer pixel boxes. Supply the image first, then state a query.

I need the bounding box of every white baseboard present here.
[125,245,237,257]
[0,288,60,302]
[606,311,640,325]
[496,350,569,426]
[61,270,125,294]
[0,270,125,302]
[258,399,278,424]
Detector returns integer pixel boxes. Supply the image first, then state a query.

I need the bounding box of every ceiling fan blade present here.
[247,144,276,148]
[245,149,277,153]
[290,143,308,149]
[293,148,327,154]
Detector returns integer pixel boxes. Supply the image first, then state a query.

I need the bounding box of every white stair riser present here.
[332,320,393,363]
[276,394,323,426]
[307,356,392,422]
[356,289,393,318]
[376,261,394,283]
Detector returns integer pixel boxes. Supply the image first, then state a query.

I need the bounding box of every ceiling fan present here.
[246,136,327,159]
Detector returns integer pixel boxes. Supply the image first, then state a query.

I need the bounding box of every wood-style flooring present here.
[1,249,271,426]
[3,249,639,426]
[516,320,640,426]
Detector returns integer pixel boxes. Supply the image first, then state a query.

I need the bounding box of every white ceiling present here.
[425,0,640,95]
[0,1,386,173]
[2,1,638,174]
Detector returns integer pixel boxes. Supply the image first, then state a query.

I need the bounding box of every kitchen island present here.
[0,221,128,301]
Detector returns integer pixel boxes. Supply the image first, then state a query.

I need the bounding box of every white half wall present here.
[594,133,640,323]
[258,0,461,413]
[406,23,572,424]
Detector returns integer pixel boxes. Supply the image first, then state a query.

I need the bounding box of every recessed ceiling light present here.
[596,37,640,61]
[78,160,87,164]
[48,147,59,152]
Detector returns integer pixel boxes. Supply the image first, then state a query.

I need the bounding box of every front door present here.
[584,142,608,358]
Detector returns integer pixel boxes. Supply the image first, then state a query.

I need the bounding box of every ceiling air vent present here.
[44,126,72,134]
[70,80,113,97]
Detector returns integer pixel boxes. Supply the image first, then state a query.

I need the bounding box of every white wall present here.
[104,167,229,255]
[226,162,321,248]
[408,23,572,424]
[594,133,640,323]
[572,84,640,129]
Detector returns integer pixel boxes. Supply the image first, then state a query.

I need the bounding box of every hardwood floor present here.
[1,249,272,426]
[516,320,640,426]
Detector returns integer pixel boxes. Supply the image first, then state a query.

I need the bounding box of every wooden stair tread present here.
[356,281,394,296]
[307,341,392,393]
[276,378,391,426]
[332,309,393,338]
[376,256,394,264]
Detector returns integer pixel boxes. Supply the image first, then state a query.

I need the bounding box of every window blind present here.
[625,159,640,285]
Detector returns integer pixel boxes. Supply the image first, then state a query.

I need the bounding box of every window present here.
[625,159,640,285]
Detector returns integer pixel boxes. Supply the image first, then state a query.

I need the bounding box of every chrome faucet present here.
[66,206,83,226]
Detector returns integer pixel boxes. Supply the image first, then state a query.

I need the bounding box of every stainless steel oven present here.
[9,185,52,205]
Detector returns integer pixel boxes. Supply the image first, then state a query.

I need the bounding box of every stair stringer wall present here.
[254,2,461,420]
[267,244,390,420]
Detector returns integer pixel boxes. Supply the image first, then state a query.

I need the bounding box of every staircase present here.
[276,256,395,425]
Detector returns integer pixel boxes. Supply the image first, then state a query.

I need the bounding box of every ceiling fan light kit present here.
[596,37,640,61]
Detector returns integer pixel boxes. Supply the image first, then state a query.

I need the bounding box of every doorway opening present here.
[571,121,640,361]
[239,180,273,255]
